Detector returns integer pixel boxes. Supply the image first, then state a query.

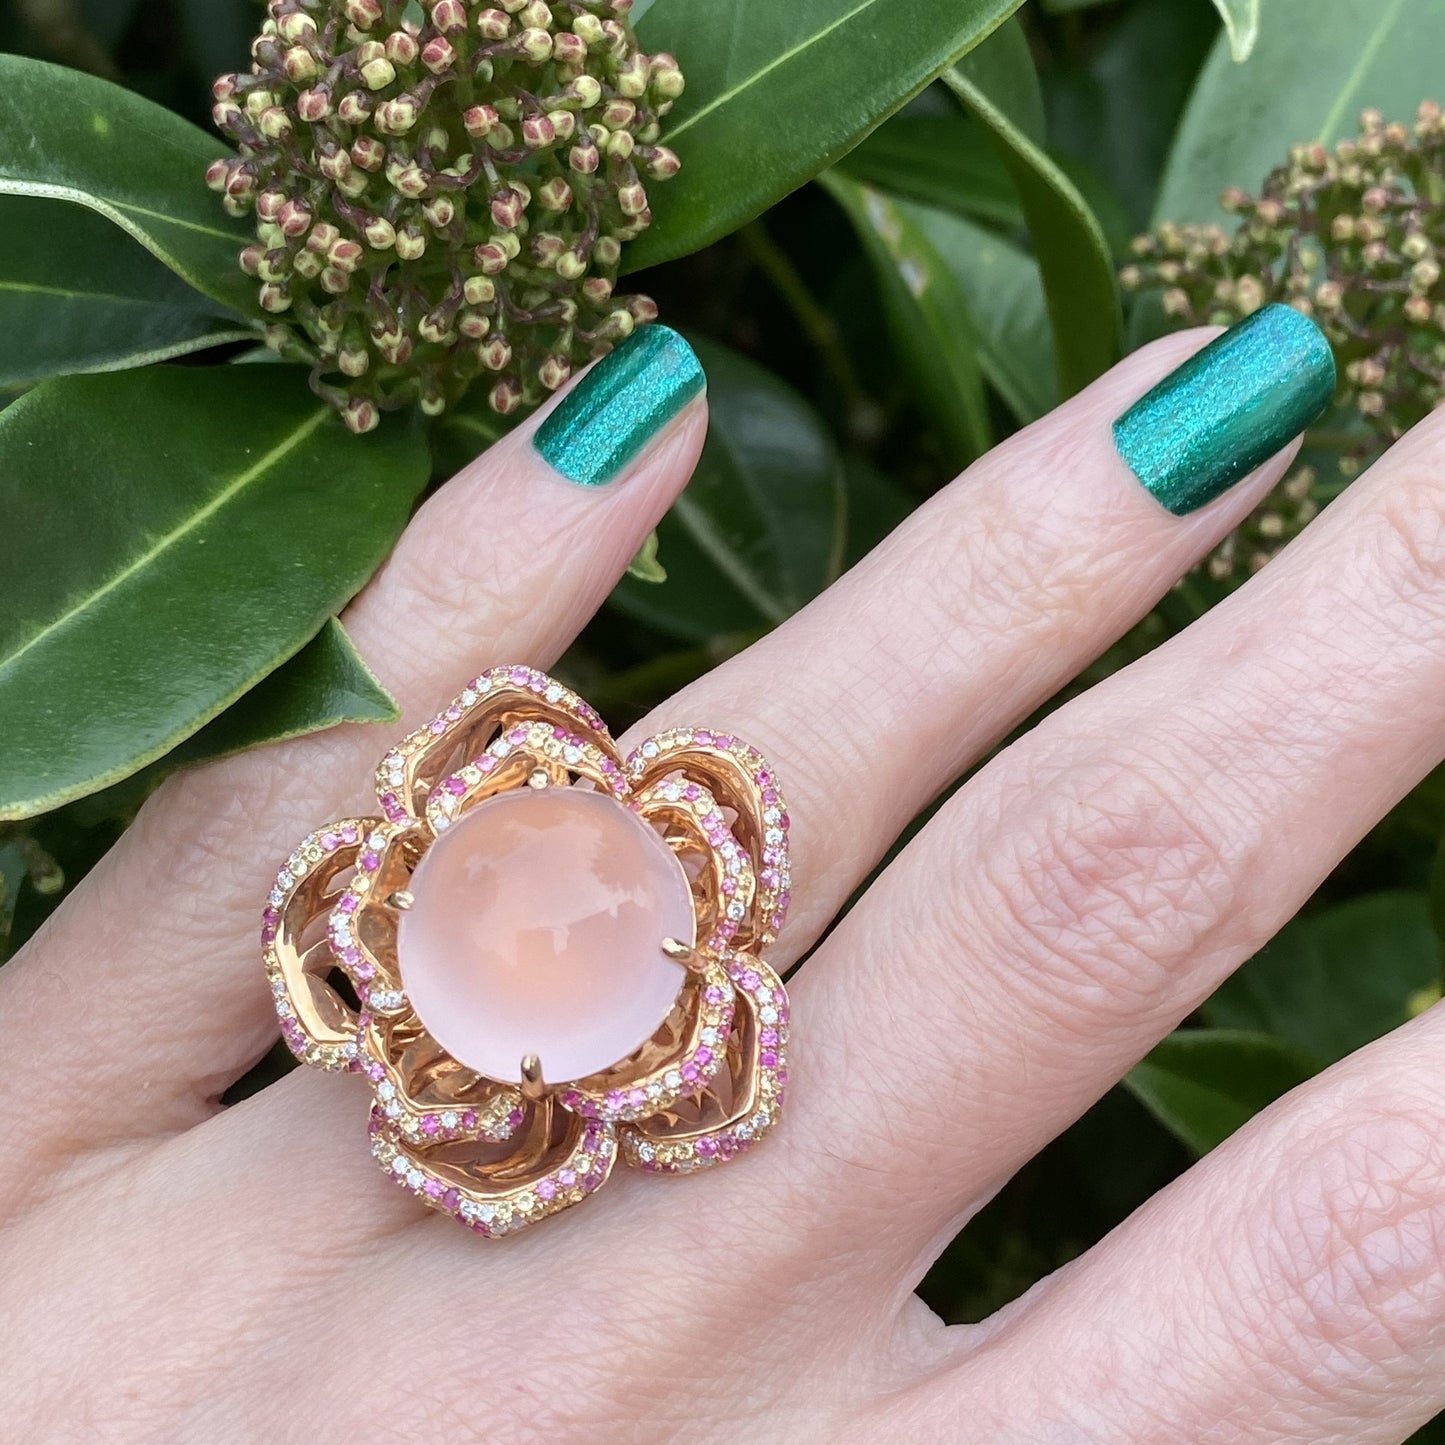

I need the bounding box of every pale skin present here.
[8,327,1445,1443]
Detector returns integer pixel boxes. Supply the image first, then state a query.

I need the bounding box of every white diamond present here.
[545,684,563,702]
[277,870,294,889]
[391,1156,408,1174]
[760,1006,778,1025]
[378,1081,395,1099]
[461,689,478,706]
[641,741,659,758]
[406,1169,424,1189]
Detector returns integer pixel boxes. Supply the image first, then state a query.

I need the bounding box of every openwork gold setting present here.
[261,665,791,1237]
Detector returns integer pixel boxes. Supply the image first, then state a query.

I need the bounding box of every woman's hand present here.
[6,316,1445,1444]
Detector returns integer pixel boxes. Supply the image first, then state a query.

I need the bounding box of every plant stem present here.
[739,219,870,422]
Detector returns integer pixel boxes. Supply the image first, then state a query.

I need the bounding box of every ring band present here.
[261,665,791,1237]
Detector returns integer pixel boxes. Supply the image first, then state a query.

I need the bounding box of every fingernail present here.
[534,323,705,486]
[1113,303,1336,515]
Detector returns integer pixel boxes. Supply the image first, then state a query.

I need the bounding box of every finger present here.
[621,311,1327,963]
[790,385,1445,1279]
[918,1005,1445,1444]
[0,327,707,1177]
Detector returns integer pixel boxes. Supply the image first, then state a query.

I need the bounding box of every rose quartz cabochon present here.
[397,786,696,1083]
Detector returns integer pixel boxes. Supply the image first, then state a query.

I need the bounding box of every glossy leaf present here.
[838,114,1024,230]
[1203,892,1441,1066]
[0,196,255,386]
[1045,0,1220,230]
[823,172,1055,448]
[608,338,845,641]
[1156,0,1445,225]
[0,366,429,818]
[945,23,1121,395]
[626,0,1028,272]
[821,172,987,460]
[0,54,255,314]
[161,618,397,767]
[1124,1029,1318,1156]
[1212,0,1261,61]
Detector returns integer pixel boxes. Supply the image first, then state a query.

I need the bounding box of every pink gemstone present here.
[461,1109,478,1128]
[423,1178,443,1197]
[421,1115,440,1135]
[442,1188,461,1210]
[445,776,467,794]
[359,851,379,871]
[320,832,339,852]
[759,1049,778,1068]
[397,786,694,1082]
[537,1178,557,1200]
[429,718,447,735]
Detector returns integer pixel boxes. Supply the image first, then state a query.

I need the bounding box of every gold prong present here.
[386,889,415,911]
[661,937,706,974]
[527,768,550,790]
[520,1052,547,1101]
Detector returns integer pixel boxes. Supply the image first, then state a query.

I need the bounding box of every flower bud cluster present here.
[1124,104,1445,581]
[208,0,682,431]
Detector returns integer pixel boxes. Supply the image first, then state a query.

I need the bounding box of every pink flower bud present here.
[320,265,352,294]
[239,244,265,275]
[521,113,556,148]
[375,97,419,134]
[318,145,351,181]
[338,345,370,377]
[344,0,382,29]
[568,139,599,174]
[618,181,648,217]
[338,91,372,124]
[489,377,524,414]
[463,103,499,137]
[391,162,428,197]
[342,397,380,434]
[649,54,685,100]
[211,100,244,132]
[421,36,455,72]
[277,12,317,43]
[351,135,386,170]
[490,187,525,229]
[296,85,332,121]
[364,216,397,249]
[475,7,511,39]
[628,295,659,324]
[418,312,453,344]
[550,110,577,141]
[278,198,313,237]
[205,159,232,192]
[212,73,239,101]
[432,0,468,32]
[329,239,365,272]
[643,145,680,179]
[555,251,586,280]
[568,75,602,108]
[474,241,509,274]
[519,1,551,25]
[480,335,513,371]
[306,221,340,253]
[259,281,292,313]
[284,46,317,83]
[539,354,571,391]
[256,187,287,220]
[593,235,621,267]
[552,32,587,66]
[395,225,427,260]
[458,309,490,338]
[607,130,635,161]
[536,176,573,212]
[600,99,635,130]
[292,248,323,279]
[514,27,552,63]
[422,196,456,228]
[384,30,418,65]
[463,275,495,305]
[357,45,396,90]
[258,105,292,139]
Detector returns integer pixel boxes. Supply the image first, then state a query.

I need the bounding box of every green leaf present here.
[626,529,667,584]
[822,172,1055,449]
[626,0,1028,272]
[1211,0,1261,61]
[0,366,429,819]
[0,196,256,386]
[1045,0,1220,230]
[1125,1029,1318,1156]
[951,13,1044,143]
[1203,892,1441,1066]
[944,23,1122,395]
[838,113,1024,230]
[0,55,255,315]
[608,337,845,641]
[1156,0,1445,225]
[62,619,399,825]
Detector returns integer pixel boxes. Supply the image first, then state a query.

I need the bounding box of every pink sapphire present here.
[397,786,695,1082]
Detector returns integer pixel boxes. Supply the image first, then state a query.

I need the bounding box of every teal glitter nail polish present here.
[1113,303,1336,516]
[534,324,705,486]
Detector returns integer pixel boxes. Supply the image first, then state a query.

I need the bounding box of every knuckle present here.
[1245,1098,1445,1398]
[1358,471,1445,631]
[971,751,1238,1029]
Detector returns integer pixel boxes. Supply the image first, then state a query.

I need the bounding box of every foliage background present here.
[3,1,1445,1434]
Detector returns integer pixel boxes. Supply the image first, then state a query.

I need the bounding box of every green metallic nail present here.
[533,323,704,486]
[1113,303,1336,516]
